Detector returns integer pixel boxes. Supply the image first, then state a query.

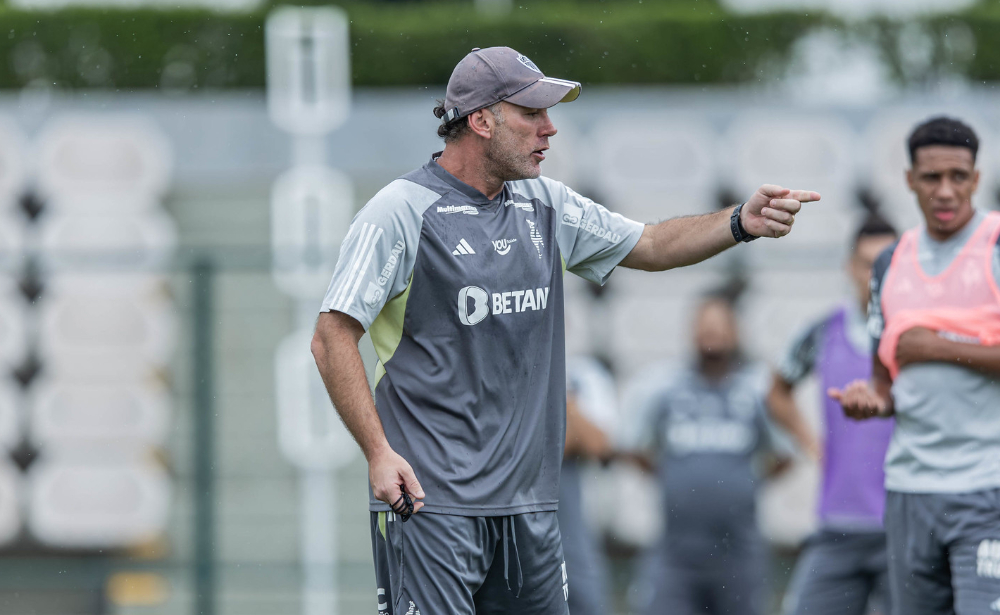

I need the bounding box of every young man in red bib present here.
[831,116,1000,615]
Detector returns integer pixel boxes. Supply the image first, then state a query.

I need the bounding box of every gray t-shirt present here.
[625,362,781,556]
[868,209,1000,494]
[321,156,644,515]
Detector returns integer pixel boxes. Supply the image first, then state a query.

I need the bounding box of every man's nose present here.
[540,115,557,138]
[936,178,956,200]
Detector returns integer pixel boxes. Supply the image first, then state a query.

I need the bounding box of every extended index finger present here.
[787,190,821,203]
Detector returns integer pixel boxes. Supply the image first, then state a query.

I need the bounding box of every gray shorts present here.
[634,540,767,615]
[782,529,889,615]
[370,511,569,615]
[885,489,1000,615]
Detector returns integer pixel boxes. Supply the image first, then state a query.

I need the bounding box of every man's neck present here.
[437,145,505,200]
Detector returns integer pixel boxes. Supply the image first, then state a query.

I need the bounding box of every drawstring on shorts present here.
[501,516,524,598]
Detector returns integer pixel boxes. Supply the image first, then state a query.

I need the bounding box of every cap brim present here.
[504,77,582,110]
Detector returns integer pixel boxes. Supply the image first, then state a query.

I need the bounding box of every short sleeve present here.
[776,318,826,385]
[542,180,644,285]
[754,405,796,459]
[319,181,424,330]
[867,242,897,355]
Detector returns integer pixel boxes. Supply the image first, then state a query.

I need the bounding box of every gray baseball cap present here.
[440,47,582,123]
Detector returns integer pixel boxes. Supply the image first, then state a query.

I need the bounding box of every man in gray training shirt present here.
[833,116,1000,615]
[311,46,819,615]
[626,292,790,615]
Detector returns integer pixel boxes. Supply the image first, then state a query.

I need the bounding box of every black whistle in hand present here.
[390,486,414,522]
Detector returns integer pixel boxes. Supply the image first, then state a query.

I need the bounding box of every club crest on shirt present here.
[525,219,544,259]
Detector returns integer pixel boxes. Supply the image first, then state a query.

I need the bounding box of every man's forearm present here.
[621,207,737,271]
[767,377,819,456]
[312,312,392,462]
[934,339,1000,377]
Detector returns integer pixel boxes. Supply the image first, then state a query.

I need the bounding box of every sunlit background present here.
[0,0,997,613]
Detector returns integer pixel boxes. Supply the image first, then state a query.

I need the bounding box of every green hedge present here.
[0,1,996,90]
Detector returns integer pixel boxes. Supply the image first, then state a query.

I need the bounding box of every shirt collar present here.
[426,153,505,207]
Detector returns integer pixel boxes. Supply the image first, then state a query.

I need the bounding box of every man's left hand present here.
[741,185,822,239]
[896,326,943,369]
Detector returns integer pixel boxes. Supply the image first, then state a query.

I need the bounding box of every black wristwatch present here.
[730,203,758,243]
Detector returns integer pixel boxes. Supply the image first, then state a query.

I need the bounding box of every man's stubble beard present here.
[484,113,540,182]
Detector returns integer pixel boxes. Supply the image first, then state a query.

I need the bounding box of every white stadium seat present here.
[29,379,169,452]
[37,209,177,272]
[0,460,22,545]
[742,270,846,364]
[0,282,27,369]
[27,459,170,548]
[726,113,858,249]
[275,330,358,470]
[0,212,25,269]
[607,268,730,374]
[35,115,172,206]
[38,275,176,380]
[0,384,20,452]
[0,116,28,209]
[270,165,355,298]
[590,118,718,220]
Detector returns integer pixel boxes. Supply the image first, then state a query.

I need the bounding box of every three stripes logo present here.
[328,222,383,313]
[452,238,476,256]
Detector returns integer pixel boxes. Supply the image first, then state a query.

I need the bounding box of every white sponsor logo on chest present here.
[504,199,534,212]
[457,285,550,326]
[492,238,517,255]
[438,205,479,215]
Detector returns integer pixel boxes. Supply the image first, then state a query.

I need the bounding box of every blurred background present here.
[0,0,997,613]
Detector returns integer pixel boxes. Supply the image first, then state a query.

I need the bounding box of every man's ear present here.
[467,109,493,139]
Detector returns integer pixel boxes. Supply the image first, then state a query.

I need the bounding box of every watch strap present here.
[731,203,758,243]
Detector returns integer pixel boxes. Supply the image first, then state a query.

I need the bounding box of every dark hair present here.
[852,213,897,252]
[433,100,504,142]
[433,100,470,142]
[908,116,979,164]
[702,277,748,310]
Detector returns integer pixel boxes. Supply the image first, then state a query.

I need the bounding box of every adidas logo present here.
[452,238,476,256]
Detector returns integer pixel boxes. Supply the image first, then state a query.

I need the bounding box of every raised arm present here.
[311,310,425,513]
[620,185,821,271]
[767,374,821,461]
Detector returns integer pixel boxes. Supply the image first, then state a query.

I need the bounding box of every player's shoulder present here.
[354,177,443,228]
[872,239,900,282]
[508,176,573,209]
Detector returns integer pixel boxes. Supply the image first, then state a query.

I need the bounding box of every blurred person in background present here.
[560,355,618,615]
[311,44,818,615]
[832,116,1000,615]
[626,289,791,615]
[769,213,898,615]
